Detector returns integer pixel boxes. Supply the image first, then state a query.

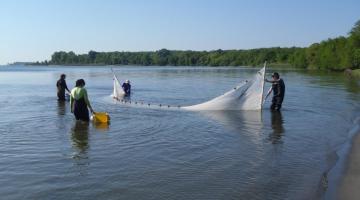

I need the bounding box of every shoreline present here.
[4,63,352,72]
[17,64,358,74]
[26,63,279,68]
[321,116,360,199]
[324,116,360,200]
[2,62,357,73]
[337,126,360,200]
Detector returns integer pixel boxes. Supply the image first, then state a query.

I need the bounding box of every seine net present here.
[183,66,266,111]
[112,66,266,111]
[112,73,125,98]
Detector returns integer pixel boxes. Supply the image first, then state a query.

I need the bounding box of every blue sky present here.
[0,0,359,64]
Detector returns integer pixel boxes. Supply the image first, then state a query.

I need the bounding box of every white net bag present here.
[183,66,266,111]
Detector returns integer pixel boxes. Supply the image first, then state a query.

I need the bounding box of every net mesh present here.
[183,66,266,111]
[112,74,125,98]
[112,66,266,111]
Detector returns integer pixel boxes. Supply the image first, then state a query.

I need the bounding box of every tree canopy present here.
[46,19,360,71]
[49,48,300,67]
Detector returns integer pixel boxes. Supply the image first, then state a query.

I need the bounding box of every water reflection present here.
[344,78,360,94]
[70,121,89,160]
[199,111,263,144]
[57,100,66,115]
[268,111,284,144]
[93,121,110,131]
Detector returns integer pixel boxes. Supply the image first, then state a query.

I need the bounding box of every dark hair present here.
[272,72,280,79]
[60,74,66,79]
[75,79,86,87]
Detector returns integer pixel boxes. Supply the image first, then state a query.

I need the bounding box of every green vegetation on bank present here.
[351,69,360,77]
[48,47,300,67]
[45,20,360,71]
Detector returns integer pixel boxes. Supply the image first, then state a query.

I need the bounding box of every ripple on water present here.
[0,66,359,200]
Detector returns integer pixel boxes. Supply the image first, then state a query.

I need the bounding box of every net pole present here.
[260,61,267,110]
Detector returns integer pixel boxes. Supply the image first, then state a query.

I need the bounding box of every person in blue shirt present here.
[122,80,131,96]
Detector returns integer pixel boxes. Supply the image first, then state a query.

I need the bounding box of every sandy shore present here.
[337,132,360,200]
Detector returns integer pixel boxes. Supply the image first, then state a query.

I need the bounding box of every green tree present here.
[88,50,98,63]
[349,20,360,48]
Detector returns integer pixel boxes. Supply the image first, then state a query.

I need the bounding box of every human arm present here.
[83,89,94,113]
[70,93,74,113]
[265,78,277,83]
[63,81,70,93]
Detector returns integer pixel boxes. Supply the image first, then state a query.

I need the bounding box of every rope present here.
[113,96,182,109]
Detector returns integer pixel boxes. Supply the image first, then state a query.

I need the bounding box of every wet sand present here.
[338,133,360,200]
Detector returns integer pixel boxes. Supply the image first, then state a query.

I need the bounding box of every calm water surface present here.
[0,65,359,200]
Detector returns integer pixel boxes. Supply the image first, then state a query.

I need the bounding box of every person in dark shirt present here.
[265,72,285,110]
[56,74,70,101]
[122,80,131,96]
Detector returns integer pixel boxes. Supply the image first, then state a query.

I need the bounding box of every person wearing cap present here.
[265,72,285,110]
[122,80,131,96]
[56,74,70,101]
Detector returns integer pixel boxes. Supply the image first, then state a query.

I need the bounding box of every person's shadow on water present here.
[268,110,285,144]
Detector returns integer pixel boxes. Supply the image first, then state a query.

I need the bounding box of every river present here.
[0,65,359,199]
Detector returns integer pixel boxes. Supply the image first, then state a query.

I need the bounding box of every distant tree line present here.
[46,20,360,71]
[48,47,299,67]
[290,20,360,70]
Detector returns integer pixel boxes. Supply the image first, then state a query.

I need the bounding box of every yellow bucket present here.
[92,112,110,123]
